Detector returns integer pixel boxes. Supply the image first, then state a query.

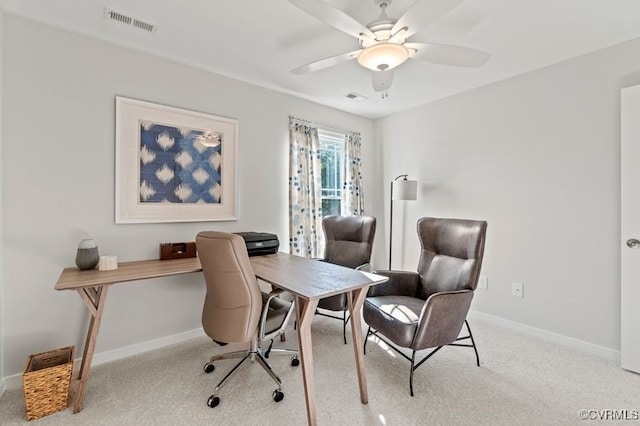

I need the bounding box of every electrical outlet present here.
[512,282,524,297]
[478,276,488,290]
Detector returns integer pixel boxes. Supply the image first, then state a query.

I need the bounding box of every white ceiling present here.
[3,0,640,119]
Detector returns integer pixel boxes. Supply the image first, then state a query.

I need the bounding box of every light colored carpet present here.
[1,317,639,425]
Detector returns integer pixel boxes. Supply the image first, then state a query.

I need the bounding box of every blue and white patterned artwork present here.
[138,121,223,204]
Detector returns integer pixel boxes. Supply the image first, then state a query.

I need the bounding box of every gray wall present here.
[0,15,378,379]
[377,37,640,351]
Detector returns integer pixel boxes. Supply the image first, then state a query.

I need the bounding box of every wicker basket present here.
[22,346,74,421]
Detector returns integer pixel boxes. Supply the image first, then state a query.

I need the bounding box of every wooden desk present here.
[250,253,388,425]
[55,254,387,425]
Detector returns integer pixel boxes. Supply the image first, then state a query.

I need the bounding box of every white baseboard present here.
[469,310,620,362]
[3,327,206,391]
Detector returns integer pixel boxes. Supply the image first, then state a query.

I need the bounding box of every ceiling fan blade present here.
[290,49,362,74]
[287,0,376,40]
[391,0,463,39]
[372,68,394,92]
[405,42,491,67]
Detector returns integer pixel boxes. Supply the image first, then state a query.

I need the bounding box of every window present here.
[318,129,344,217]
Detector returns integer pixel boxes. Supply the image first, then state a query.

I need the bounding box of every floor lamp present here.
[389,175,418,270]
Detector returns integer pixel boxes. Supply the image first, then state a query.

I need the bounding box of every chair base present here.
[364,320,480,396]
[204,339,298,407]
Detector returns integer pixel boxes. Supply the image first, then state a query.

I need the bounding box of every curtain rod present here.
[289,115,360,137]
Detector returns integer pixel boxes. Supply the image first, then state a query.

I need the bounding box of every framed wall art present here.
[115,96,237,223]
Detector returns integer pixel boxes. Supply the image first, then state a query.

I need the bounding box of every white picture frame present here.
[115,96,237,223]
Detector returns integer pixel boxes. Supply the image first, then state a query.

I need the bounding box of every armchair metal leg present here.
[410,351,416,397]
[464,320,480,367]
[361,324,481,396]
[315,309,351,344]
[448,320,481,367]
[364,326,372,354]
[342,311,352,345]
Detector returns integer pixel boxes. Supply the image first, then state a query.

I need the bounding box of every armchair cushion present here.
[363,295,425,348]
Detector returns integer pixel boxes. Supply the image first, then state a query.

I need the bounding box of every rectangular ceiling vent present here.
[346,92,368,102]
[104,8,157,34]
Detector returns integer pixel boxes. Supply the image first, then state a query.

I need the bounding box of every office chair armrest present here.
[262,288,292,312]
[265,287,287,298]
[259,288,296,340]
[412,289,474,351]
[367,270,420,297]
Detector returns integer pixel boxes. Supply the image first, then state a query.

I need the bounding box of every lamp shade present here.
[392,179,417,200]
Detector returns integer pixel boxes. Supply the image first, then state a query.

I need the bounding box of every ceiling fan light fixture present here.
[357,42,409,71]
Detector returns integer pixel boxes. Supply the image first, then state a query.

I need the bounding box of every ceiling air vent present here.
[345,92,368,102]
[104,8,157,34]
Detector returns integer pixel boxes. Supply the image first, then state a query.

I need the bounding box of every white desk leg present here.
[295,296,319,426]
[71,285,109,413]
[347,286,370,404]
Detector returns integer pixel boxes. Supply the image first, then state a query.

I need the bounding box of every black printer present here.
[234,232,279,256]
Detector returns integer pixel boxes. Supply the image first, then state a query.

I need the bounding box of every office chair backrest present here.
[322,215,376,269]
[196,231,262,344]
[416,217,487,300]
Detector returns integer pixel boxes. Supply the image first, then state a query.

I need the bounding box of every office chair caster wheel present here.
[204,362,215,374]
[291,356,300,366]
[272,389,284,402]
[207,395,220,408]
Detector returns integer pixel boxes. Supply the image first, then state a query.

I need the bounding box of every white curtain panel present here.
[288,116,323,258]
[341,131,365,216]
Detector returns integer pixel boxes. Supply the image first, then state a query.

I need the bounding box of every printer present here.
[234,232,279,256]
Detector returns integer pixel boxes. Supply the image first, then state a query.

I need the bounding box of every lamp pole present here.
[389,174,408,270]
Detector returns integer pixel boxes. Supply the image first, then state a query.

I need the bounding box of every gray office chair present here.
[316,215,376,344]
[363,217,487,396]
[196,231,299,408]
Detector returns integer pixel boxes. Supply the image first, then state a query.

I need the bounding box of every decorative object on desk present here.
[159,242,197,260]
[22,346,74,420]
[115,96,237,224]
[98,255,118,271]
[75,239,99,270]
[389,174,417,269]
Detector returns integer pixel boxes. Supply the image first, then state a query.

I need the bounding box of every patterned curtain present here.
[289,116,323,258]
[341,131,365,216]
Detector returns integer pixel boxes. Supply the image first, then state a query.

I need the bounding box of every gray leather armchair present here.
[196,231,299,408]
[316,215,376,344]
[363,217,487,396]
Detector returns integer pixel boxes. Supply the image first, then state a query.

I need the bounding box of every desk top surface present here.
[55,252,387,299]
[250,253,388,299]
[55,257,203,290]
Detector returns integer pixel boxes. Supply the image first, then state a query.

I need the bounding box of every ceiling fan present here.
[287,0,491,98]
